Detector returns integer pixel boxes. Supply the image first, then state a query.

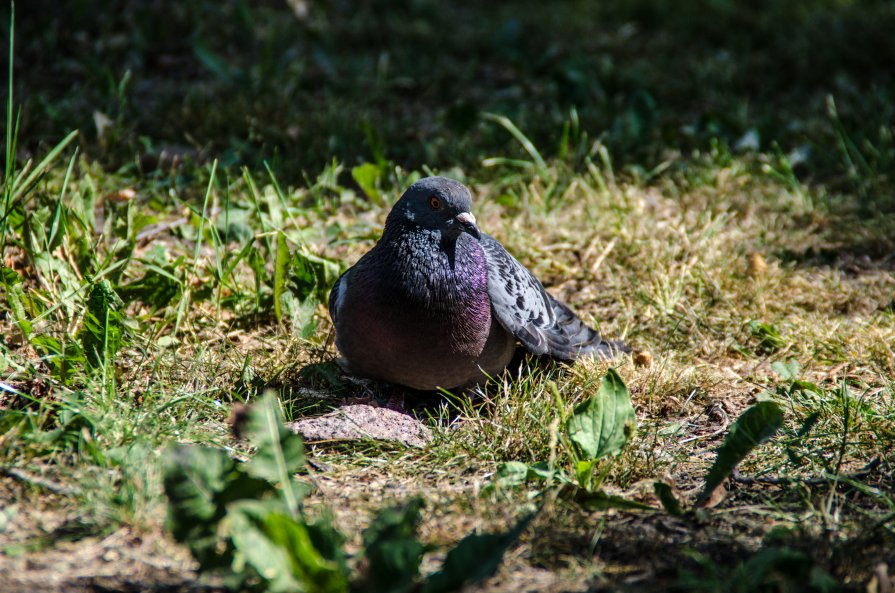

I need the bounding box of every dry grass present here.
[2,155,895,590]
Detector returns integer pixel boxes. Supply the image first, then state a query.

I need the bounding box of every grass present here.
[2,0,895,591]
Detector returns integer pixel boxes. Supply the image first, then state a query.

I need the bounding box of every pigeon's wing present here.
[480,233,627,360]
[546,293,630,359]
[479,234,557,355]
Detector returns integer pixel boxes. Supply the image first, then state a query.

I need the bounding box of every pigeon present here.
[328,176,627,390]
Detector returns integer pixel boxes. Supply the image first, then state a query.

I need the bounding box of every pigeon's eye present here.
[429,196,442,210]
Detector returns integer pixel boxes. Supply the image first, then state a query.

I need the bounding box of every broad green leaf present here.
[793,380,823,394]
[279,247,344,337]
[653,482,684,516]
[351,162,384,205]
[575,460,596,490]
[228,501,303,593]
[161,444,234,566]
[697,401,784,506]
[771,359,801,381]
[361,497,426,593]
[565,368,636,462]
[242,392,307,515]
[576,489,653,512]
[525,461,569,484]
[281,291,319,339]
[228,501,349,593]
[283,249,322,338]
[161,444,231,526]
[305,515,349,579]
[290,248,321,303]
[291,249,344,305]
[161,444,276,570]
[264,510,349,593]
[422,515,531,593]
[493,461,531,487]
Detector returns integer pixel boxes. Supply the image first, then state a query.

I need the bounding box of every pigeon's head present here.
[386,176,481,240]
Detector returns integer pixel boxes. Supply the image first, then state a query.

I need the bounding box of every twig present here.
[731,456,882,486]
[2,466,80,496]
[134,216,189,242]
[678,423,727,444]
[589,238,616,276]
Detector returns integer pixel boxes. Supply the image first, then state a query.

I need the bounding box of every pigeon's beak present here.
[455,212,480,239]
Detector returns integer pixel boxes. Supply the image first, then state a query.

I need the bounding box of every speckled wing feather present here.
[546,293,629,359]
[480,234,626,360]
[479,234,556,355]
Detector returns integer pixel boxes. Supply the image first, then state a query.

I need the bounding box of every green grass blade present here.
[274,231,288,323]
[47,147,79,249]
[2,1,16,254]
[191,159,218,278]
[3,0,13,189]
[10,129,78,201]
[483,112,548,175]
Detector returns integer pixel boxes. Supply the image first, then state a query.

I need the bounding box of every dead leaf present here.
[696,477,728,509]
[633,350,653,367]
[106,188,137,203]
[747,252,767,278]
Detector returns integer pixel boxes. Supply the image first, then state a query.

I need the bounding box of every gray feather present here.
[328,270,348,322]
[481,233,626,360]
[480,234,555,355]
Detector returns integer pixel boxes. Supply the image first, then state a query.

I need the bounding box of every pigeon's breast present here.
[335,232,515,389]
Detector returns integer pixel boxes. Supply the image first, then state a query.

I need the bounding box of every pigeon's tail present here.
[544,296,630,361]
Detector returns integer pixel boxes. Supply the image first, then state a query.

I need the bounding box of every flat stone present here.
[288,404,432,448]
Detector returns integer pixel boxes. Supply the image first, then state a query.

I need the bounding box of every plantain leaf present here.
[242,392,307,516]
[422,515,531,593]
[361,497,426,593]
[697,401,784,507]
[161,444,273,570]
[565,368,636,461]
[229,501,349,593]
